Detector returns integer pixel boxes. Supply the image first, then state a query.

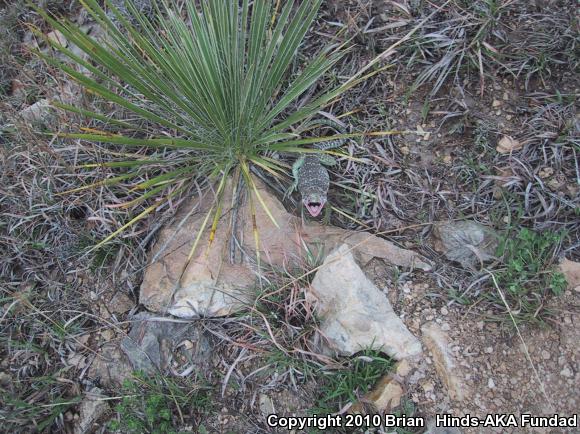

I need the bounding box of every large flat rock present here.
[141,177,431,318]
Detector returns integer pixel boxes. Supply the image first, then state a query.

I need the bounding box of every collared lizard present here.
[287,121,347,217]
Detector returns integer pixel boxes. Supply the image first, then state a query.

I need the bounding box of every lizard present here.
[286,120,347,217]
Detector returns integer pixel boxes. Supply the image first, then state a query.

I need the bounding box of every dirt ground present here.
[0,0,578,433]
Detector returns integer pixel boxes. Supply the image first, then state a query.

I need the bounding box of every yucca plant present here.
[31,0,381,258]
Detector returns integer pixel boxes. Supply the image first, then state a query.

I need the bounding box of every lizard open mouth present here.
[305,201,324,217]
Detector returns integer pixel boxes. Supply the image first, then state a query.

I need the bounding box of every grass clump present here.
[492,227,567,323]
[313,349,394,414]
[109,371,212,433]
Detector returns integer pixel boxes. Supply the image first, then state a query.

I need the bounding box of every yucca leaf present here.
[78,159,165,168]
[57,172,141,195]
[241,160,279,228]
[50,101,135,129]
[38,0,383,250]
[207,170,230,249]
[56,133,218,150]
[129,166,197,191]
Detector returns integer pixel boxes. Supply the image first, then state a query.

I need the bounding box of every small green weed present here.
[491,227,567,323]
[109,371,212,434]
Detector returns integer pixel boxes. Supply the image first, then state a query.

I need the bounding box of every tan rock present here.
[107,292,134,314]
[496,135,522,154]
[559,259,580,290]
[364,375,404,411]
[141,177,431,318]
[421,322,469,401]
[395,359,413,377]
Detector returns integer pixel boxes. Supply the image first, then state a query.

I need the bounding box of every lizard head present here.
[302,193,326,217]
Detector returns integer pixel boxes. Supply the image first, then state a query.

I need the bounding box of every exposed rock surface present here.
[560,258,580,291]
[309,244,423,359]
[352,375,404,413]
[495,135,522,154]
[141,177,431,318]
[421,322,469,402]
[120,312,211,374]
[73,387,110,434]
[432,221,499,269]
[88,342,133,388]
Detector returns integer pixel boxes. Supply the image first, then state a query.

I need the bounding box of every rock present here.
[496,135,522,153]
[421,322,469,401]
[18,99,53,124]
[107,292,134,315]
[539,167,554,178]
[73,387,109,434]
[47,29,68,47]
[0,372,11,386]
[492,99,502,108]
[141,176,431,317]
[354,375,404,413]
[258,394,275,417]
[120,312,210,374]
[425,419,463,434]
[395,359,412,377]
[421,380,435,393]
[432,221,499,269]
[309,244,423,359]
[88,343,133,387]
[559,259,580,290]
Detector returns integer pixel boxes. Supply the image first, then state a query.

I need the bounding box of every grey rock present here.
[120,312,211,374]
[73,387,110,434]
[425,418,463,434]
[88,343,133,387]
[432,221,499,269]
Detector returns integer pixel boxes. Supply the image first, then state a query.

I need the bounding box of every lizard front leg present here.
[284,156,305,200]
